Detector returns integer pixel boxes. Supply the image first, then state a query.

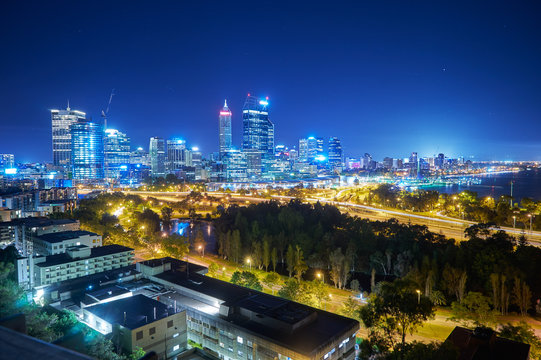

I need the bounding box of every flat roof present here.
[0,217,78,228]
[36,244,133,267]
[140,257,207,274]
[153,268,359,356]
[86,294,173,330]
[37,230,99,243]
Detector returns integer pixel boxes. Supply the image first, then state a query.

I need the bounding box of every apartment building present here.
[33,230,102,256]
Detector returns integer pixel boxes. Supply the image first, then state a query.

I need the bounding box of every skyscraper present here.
[51,105,86,167]
[149,137,165,178]
[219,100,232,159]
[167,138,186,172]
[104,129,131,179]
[299,137,320,162]
[71,120,104,180]
[328,137,343,168]
[242,95,274,176]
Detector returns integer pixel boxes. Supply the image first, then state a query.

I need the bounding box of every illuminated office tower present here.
[167,138,187,172]
[149,137,165,178]
[0,154,15,170]
[299,136,319,162]
[51,105,86,167]
[218,100,232,159]
[71,120,104,180]
[242,95,274,176]
[104,129,131,179]
[328,137,343,167]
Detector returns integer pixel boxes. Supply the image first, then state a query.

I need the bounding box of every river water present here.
[423,169,541,201]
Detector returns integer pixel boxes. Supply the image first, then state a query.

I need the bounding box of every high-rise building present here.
[166,138,187,172]
[149,137,165,178]
[51,105,86,167]
[328,137,343,167]
[129,147,150,166]
[104,129,130,179]
[0,154,15,170]
[71,120,104,180]
[299,136,320,162]
[242,95,274,176]
[218,100,232,158]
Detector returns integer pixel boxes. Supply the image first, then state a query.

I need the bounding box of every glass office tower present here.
[104,128,131,179]
[71,120,104,180]
[51,106,86,167]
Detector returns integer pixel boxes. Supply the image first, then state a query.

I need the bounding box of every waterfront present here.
[423,169,541,201]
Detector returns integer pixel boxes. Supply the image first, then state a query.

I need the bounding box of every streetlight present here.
[198,245,204,257]
[528,214,534,233]
[416,289,421,304]
[513,216,516,229]
[316,272,325,283]
[246,258,252,271]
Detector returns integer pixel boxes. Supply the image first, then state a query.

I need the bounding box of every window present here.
[237,336,243,344]
[149,327,156,336]
[173,333,179,338]
[167,320,174,328]
[136,331,143,340]
[173,345,180,351]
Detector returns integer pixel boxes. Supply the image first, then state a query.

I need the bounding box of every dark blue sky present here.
[1,1,540,162]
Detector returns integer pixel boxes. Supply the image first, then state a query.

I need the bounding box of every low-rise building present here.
[17,244,134,289]
[0,217,80,256]
[33,230,102,256]
[138,258,359,360]
[82,294,187,359]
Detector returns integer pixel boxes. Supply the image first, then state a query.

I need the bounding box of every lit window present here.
[237,336,243,344]
[173,345,180,351]
[173,333,179,338]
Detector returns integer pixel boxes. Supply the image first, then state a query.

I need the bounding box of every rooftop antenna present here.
[224,99,228,108]
[67,99,71,111]
[101,89,115,130]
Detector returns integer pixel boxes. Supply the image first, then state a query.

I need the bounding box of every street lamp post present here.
[317,272,324,283]
[247,258,251,271]
[416,289,421,304]
[513,216,516,229]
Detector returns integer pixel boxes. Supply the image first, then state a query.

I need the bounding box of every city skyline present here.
[2,1,541,162]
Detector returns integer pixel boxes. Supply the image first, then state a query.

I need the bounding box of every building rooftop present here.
[152,263,359,357]
[445,326,530,360]
[139,257,207,274]
[0,217,78,228]
[36,230,99,244]
[36,244,133,267]
[85,294,173,330]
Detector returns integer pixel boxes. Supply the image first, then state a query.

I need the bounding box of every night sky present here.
[1,1,541,162]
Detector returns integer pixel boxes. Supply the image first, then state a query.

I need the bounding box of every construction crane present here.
[101,89,115,130]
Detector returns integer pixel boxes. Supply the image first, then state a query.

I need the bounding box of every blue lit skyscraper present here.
[242,95,274,176]
[219,100,232,159]
[71,120,104,180]
[328,137,343,168]
[104,128,131,179]
[149,137,166,178]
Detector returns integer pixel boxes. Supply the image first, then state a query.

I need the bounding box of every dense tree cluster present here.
[215,200,541,318]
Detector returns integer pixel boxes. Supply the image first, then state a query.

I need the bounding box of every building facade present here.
[242,95,274,177]
[51,106,86,167]
[328,137,343,168]
[71,120,105,180]
[219,100,232,159]
[149,137,166,178]
[33,230,102,256]
[167,139,187,172]
[104,129,131,180]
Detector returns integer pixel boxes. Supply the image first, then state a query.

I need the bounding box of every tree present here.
[231,230,242,263]
[293,245,308,281]
[338,297,360,319]
[450,291,496,327]
[359,279,435,347]
[286,244,295,277]
[263,272,282,295]
[230,271,263,291]
[271,247,278,272]
[161,234,189,260]
[442,265,467,303]
[262,237,270,271]
[278,278,300,300]
[160,206,173,233]
[329,248,346,288]
[499,322,541,360]
[513,277,532,316]
[208,262,219,277]
[350,279,360,292]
